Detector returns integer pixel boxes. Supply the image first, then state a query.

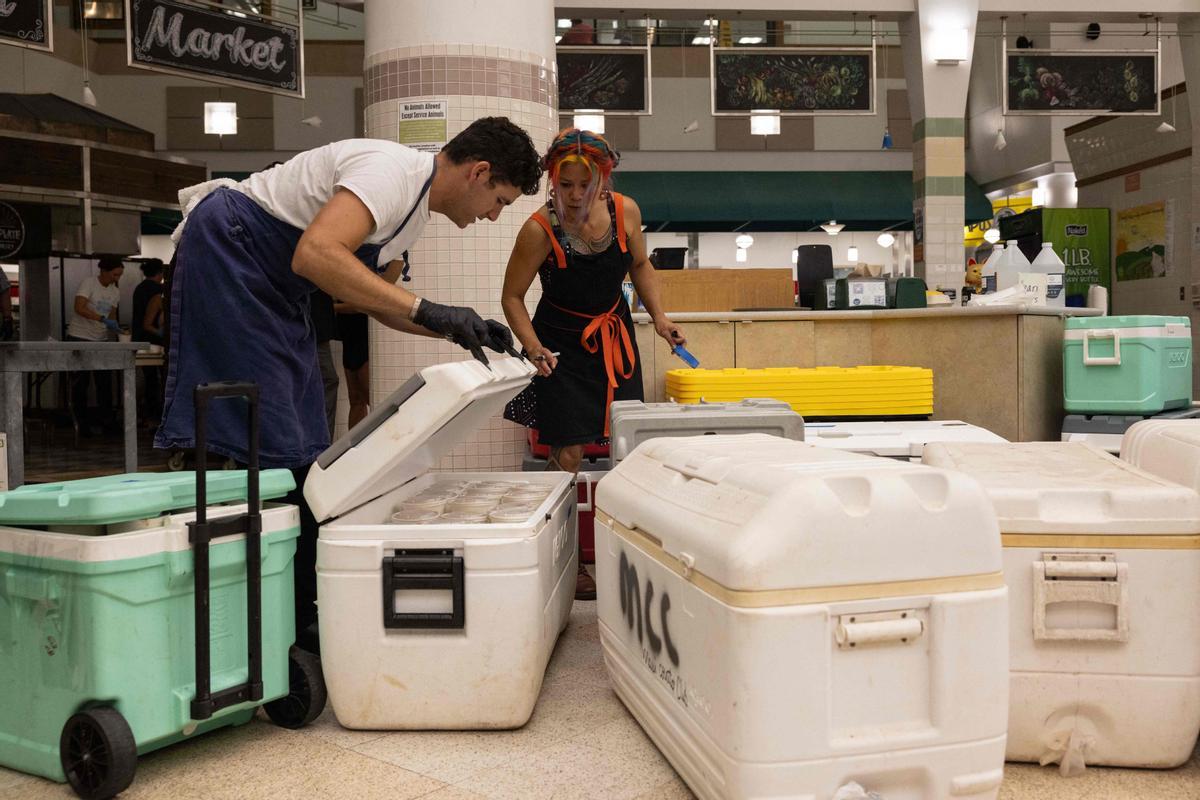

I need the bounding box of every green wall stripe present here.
[914,176,965,197]
[913,117,965,141]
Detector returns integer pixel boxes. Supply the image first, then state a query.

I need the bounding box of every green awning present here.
[612,171,993,233]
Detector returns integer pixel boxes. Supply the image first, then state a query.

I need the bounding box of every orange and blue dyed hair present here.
[543,128,620,226]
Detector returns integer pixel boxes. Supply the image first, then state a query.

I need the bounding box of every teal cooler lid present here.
[0,470,296,526]
[1066,315,1190,331]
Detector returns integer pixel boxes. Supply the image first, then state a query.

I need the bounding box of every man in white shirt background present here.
[66,255,124,436]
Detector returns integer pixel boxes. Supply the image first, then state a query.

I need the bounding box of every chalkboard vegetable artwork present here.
[714,53,870,112]
[1007,55,1155,112]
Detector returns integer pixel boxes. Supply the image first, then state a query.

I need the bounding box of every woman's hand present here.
[526,344,558,377]
[654,316,686,347]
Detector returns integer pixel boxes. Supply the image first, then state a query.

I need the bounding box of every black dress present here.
[505,193,644,446]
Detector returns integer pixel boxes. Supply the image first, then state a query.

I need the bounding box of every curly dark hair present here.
[442,116,543,196]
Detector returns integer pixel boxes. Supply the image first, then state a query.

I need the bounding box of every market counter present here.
[630,305,1103,442]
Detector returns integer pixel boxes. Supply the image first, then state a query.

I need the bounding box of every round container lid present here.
[391,509,440,524]
[489,506,536,523]
[446,497,497,513]
[439,510,490,524]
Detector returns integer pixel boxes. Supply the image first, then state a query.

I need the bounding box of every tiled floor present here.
[2,598,1199,800]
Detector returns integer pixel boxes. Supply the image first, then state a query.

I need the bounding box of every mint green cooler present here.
[1064,315,1192,415]
[0,383,325,799]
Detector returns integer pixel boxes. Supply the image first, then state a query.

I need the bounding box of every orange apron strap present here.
[572,299,636,437]
[612,192,628,253]
[531,214,567,268]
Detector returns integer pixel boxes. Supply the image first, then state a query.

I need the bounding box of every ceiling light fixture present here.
[573,111,605,134]
[876,232,896,248]
[692,36,713,45]
[204,102,238,135]
[738,36,764,45]
[983,227,1001,244]
[750,109,780,136]
[847,245,859,262]
[735,233,754,249]
[821,220,845,235]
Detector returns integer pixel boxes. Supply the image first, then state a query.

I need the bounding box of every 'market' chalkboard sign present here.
[0,0,53,52]
[126,0,303,97]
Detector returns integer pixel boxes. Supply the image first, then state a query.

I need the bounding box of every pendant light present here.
[81,1,96,107]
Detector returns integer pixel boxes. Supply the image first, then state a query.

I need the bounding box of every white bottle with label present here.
[995,240,1029,293]
[1030,242,1067,308]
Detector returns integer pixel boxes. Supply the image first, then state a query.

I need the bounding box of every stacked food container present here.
[665,366,934,419]
[306,357,577,729]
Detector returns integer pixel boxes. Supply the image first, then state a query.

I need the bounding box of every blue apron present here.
[156,169,434,468]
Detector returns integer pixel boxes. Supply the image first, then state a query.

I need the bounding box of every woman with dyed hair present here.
[502,128,684,600]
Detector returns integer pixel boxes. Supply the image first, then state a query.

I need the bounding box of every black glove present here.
[413,300,491,365]
[483,319,519,357]
[0,319,11,341]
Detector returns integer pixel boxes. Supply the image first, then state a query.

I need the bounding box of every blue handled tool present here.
[671,344,700,368]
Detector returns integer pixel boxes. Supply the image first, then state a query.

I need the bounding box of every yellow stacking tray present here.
[666,366,934,418]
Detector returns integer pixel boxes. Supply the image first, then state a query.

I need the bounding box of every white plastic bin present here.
[596,434,1010,800]
[922,441,1200,770]
[609,398,804,464]
[305,358,576,729]
[804,420,1006,461]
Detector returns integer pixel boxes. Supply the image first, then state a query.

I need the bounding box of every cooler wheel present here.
[59,707,137,800]
[263,645,327,729]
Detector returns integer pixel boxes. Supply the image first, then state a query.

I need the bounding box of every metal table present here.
[0,342,145,488]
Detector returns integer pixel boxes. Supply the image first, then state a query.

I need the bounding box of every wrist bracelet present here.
[409,296,422,321]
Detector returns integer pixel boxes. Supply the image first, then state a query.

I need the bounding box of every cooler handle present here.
[1033,557,1129,643]
[382,549,465,629]
[188,381,264,721]
[577,472,594,513]
[1082,329,1121,366]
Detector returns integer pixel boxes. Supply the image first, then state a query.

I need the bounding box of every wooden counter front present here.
[638,268,794,313]
[632,306,1101,442]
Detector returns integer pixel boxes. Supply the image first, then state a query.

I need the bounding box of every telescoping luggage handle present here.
[187,382,264,721]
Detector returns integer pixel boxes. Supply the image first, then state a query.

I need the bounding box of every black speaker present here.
[650,247,687,270]
[795,244,834,309]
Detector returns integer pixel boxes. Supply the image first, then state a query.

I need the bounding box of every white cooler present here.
[1120,418,1200,489]
[922,441,1200,771]
[804,420,1006,461]
[305,358,577,729]
[596,434,1010,800]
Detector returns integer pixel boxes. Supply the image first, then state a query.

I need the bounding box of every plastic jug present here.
[1030,242,1067,308]
[994,240,1029,293]
[982,244,1005,293]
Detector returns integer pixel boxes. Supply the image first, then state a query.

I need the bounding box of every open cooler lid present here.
[803,420,1006,458]
[304,357,536,522]
[921,441,1200,534]
[596,433,1003,593]
[0,470,296,526]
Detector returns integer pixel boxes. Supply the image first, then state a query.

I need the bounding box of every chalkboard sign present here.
[1006,52,1157,114]
[126,0,303,97]
[557,49,648,113]
[0,0,53,52]
[714,50,873,114]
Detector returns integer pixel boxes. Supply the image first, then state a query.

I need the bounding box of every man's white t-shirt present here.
[67,276,120,341]
[237,140,435,269]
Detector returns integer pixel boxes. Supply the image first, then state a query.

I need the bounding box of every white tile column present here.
[363,0,557,469]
